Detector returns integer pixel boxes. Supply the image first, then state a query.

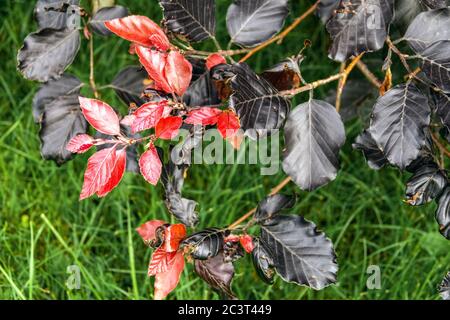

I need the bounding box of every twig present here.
[431,132,450,158]
[185,48,250,57]
[335,63,347,112]
[239,0,321,63]
[280,73,343,97]
[228,177,292,230]
[356,60,382,88]
[89,35,99,98]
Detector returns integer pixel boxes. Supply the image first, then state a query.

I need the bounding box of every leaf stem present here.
[239,0,320,63]
[431,132,450,159]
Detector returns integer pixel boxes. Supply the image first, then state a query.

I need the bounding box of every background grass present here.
[0,0,449,300]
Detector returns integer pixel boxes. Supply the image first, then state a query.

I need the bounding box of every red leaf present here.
[79,146,118,200]
[184,107,222,126]
[155,116,183,140]
[239,234,255,253]
[148,247,177,276]
[163,224,187,252]
[79,97,121,136]
[206,53,226,70]
[96,148,127,197]
[224,234,240,243]
[217,111,240,139]
[139,144,162,185]
[66,134,95,154]
[131,101,168,133]
[104,15,170,50]
[120,115,135,127]
[154,251,185,300]
[136,220,166,242]
[135,46,172,94]
[165,50,193,97]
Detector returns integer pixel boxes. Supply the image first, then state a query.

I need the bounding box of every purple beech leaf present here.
[405,161,447,206]
[326,0,395,62]
[261,215,338,290]
[159,0,216,42]
[405,8,450,53]
[89,6,129,36]
[282,99,346,191]
[194,251,237,300]
[160,154,199,227]
[353,130,388,170]
[230,63,290,140]
[182,228,224,260]
[254,194,296,223]
[317,0,340,24]
[34,0,80,30]
[369,83,431,170]
[32,73,83,123]
[436,186,450,240]
[252,237,275,284]
[40,95,88,164]
[111,66,149,107]
[226,0,289,48]
[439,271,450,300]
[18,28,80,82]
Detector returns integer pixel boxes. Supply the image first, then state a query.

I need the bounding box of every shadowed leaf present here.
[283,99,346,191]
[89,6,129,36]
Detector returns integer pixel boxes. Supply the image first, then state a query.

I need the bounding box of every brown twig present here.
[335,62,347,112]
[89,36,99,98]
[228,177,292,230]
[356,60,382,88]
[239,0,321,63]
[185,48,250,57]
[431,132,450,158]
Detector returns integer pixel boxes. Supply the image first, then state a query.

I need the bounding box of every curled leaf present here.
[182,228,224,260]
[254,194,296,223]
[252,237,275,284]
[436,186,450,240]
[405,162,447,206]
[194,252,237,300]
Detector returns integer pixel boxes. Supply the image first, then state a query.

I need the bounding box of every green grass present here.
[0,0,449,300]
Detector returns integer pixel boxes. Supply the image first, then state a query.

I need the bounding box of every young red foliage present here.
[66,134,95,154]
[154,250,185,300]
[163,224,187,252]
[79,97,121,136]
[80,146,118,200]
[148,247,177,276]
[139,143,162,185]
[165,50,193,96]
[96,148,127,198]
[206,53,226,70]
[131,101,169,133]
[155,116,183,140]
[239,234,255,253]
[104,15,170,51]
[136,220,166,242]
[135,47,172,94]
[217,111,241,139]
[184,107,222,126]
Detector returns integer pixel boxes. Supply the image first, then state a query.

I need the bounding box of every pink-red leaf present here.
[66,134,95,154]
[135,46,172,94]
[163,224,187,253]
[217,111,240,139]
[104,15,170,50]
[206,53,226,70]
[155,116,183,140]
[154,250,185,300]
[148,247,177,276]
[96,148,127,197]
[239,234,255,253]
[136,220,166,242]
[165,50,193,97]
[131,101,167,133]
[79,97,121,136]
[139,144,162,185]
[184,107,222,126]
[79,146,118,200]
